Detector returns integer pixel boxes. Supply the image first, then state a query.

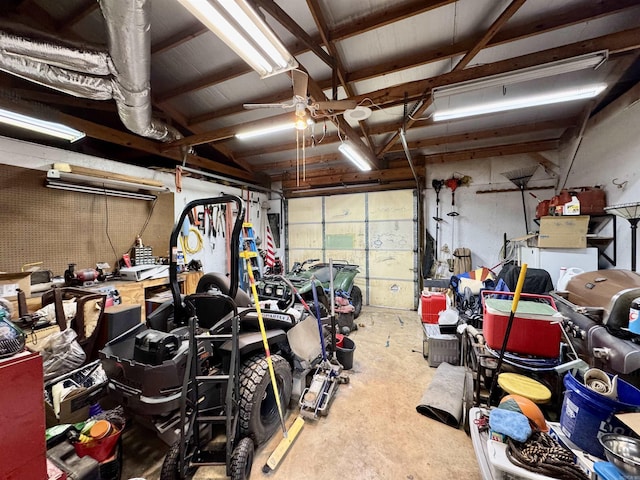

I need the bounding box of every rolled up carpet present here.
[416,362,466,427]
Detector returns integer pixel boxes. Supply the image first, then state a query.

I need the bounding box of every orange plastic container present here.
[421,292,446,324]
[74,428,121,463]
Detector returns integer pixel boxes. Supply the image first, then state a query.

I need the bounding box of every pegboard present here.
[0,164,174,276]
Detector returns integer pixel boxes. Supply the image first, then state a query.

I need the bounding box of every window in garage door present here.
[287,189,417,310]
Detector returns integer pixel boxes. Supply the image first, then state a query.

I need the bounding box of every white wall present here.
[424,100,640,275]
[0,135,285,275]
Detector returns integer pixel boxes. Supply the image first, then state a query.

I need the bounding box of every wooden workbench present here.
[12,271,203,320]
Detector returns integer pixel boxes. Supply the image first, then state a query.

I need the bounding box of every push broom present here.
[240,241,304,474]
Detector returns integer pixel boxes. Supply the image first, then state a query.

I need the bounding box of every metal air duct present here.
[0,0,180,142]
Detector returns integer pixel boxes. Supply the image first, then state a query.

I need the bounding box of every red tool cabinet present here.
[0,351,47,479]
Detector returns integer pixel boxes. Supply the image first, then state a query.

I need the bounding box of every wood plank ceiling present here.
[0,0,639,197]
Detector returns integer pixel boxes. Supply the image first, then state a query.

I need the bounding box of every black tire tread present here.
[351,285,363,318]
[230,437,255,480]
[160,442,180,480]
[238,354,291,446]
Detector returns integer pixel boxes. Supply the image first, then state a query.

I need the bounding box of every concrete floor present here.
[121,306,481,479]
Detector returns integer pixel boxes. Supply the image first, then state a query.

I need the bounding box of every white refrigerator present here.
[518,246,599,289]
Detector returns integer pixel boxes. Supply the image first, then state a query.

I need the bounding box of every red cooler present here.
[481,291,562,358]
[421,292,447,324]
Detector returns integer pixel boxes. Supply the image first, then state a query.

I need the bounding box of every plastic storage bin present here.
[427,334,459,367]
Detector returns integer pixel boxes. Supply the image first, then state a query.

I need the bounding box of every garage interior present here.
[0,0,640,479]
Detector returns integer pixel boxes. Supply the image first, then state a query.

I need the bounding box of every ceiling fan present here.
[243,69,371,126]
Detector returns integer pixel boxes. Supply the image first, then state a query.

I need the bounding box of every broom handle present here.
[520,187,528,234]
[488,264,528,405]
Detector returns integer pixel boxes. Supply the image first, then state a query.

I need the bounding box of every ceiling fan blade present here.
[291,69,308,100]
[314,99,358,111]
[243,103,294,110]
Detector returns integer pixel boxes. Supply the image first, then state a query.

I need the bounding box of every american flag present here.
[265,224,276,267]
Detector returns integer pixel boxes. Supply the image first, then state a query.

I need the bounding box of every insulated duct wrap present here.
[98,0,173,142]
[0,0,179,143]
[0,53,115,100]
[0,29,114,75]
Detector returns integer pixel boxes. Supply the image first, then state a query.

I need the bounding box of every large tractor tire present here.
[351,285,363,318]
[238,354,292,446]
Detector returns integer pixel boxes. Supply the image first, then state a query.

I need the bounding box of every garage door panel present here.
[288,223,323,249]
[288,197,322,223]
[288,249,322,265]
[369,278,414,309]
[325,194,365,221]
[369,220,413,251]
[287,189,417,311]
[368,190,414,221]
[325,222,366,250]
[325,250,365,268]
[368,250,414,280]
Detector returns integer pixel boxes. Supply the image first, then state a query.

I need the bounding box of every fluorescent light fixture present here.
[46,180,157,200]
[236,118,313,139]
[433,83,607,121]
[0,107,85,142]
[339,142,372,172]
[177,0,297,78]
[432,51,608,99]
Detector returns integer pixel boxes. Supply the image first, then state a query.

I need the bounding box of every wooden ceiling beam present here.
[0,96,262,183]
[345,0,639,85]
[385,118,575,153]
[306,0,375,150]
[5,86,117,112]
[281,166,418,190]
[188,90,294,127]
[165,112,296,149]
[253,0,334,68]
[237,117,574,161]
[378,0,527,156]
[329,0,456,41]
[185,0,635,126]
[154,0,454,103]
[280,139,558,190]
[151,23,208,56]
[304,74,382,170]
[253,153,340,172]
[349,27,640,111]
[58,1,99,33]
[285,180,419,197]
[423,139,559,164]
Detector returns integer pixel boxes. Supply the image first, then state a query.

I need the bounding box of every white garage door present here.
[287,189,418,309]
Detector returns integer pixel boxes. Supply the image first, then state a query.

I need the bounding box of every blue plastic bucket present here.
[560,371,640,458]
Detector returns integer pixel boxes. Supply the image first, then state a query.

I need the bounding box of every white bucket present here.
[557,267,584,291]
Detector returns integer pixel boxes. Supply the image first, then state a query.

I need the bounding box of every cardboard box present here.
[44,360,108,427]
[0,272,31,299]
[537,215,589,248]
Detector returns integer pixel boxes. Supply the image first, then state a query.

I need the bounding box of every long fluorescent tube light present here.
[432,51,608,99]
[0,107,85,142]
[236,118,313,139]
[177,0,297,78]
[339,142,372,172]
[46,180,157,200]
[47,170,169,192]
[433,83,607,121]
